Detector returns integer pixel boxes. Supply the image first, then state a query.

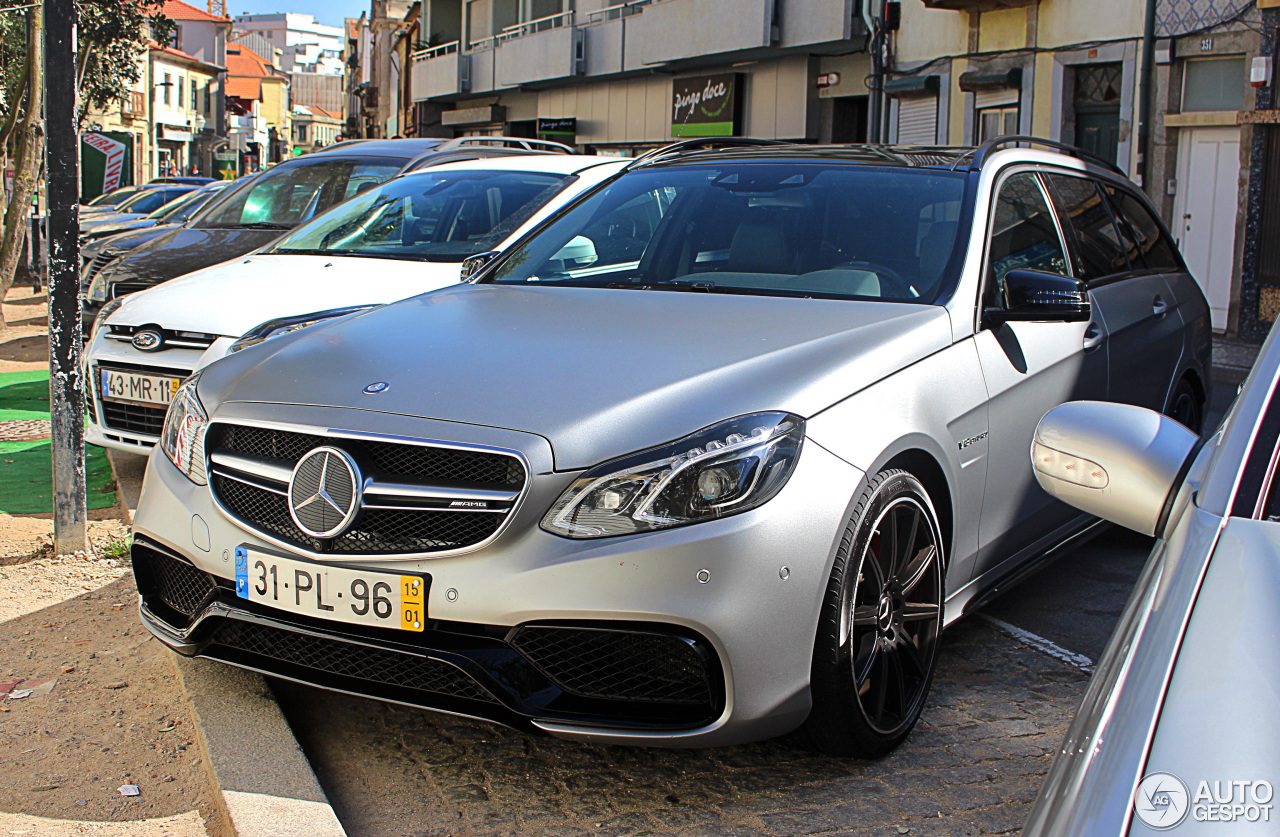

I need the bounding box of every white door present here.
[1174,126,1241,330]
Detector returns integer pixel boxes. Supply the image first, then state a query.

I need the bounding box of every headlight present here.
[86,270,110,303]
[90,297,124,342]
[229,306,375,354]
[159,371,208,485]
[542,412,804,539]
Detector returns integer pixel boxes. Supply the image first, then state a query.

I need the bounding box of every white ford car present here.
[85,155,625,453]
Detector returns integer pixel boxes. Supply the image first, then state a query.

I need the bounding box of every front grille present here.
[212,424,524,487]
[100,398,167,436]
[213,475,504,555]
[84,251,117,284]
[131,543,218,626]
[210,620,497,703]
[511,626,714,705]
[110,281,151,299]
[105,325,218,351]
[208,423,525,556]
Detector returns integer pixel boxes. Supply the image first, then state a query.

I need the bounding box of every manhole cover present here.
[0,419,51,442]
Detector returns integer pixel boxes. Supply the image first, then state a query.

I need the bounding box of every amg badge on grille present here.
[287,447,362,538]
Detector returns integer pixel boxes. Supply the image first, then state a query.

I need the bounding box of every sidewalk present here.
[1213,337,1261,382]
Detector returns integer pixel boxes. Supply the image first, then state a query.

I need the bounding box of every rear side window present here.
[200,158,403,229]
[986,172,1069,301]
[1044,174,1130,282]
[1101,184,1183,272]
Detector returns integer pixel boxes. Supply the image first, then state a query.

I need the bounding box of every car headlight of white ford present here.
[159,371,208,485]
[229,306,375,354]
[542,412,804,539]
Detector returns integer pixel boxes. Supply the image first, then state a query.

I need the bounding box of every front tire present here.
[799,469,944,758]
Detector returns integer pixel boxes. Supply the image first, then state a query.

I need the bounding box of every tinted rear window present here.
[1044,174,1131,282]
[1101,183,1183,272]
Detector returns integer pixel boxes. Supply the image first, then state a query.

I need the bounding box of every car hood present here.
[108,254,463,337]
[201,284,952,470]
[84,224,181,258]
[95,226,288,287]
[84,218,157,239]
[82,212,146,231]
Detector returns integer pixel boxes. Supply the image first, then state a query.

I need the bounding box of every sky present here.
[228,1,356,28]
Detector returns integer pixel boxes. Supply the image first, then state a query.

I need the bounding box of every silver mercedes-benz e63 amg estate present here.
[131,137,1209,756]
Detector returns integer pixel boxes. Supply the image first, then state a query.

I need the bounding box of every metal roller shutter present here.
[897,96,939,145]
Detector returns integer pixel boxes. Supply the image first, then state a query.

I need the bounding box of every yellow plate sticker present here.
[400,576,425,632]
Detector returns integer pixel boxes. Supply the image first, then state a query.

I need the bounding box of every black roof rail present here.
[956,135,1125,175]
[435,136,578,154]
[625,137,793,170]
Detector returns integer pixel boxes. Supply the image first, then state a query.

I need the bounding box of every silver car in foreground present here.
[131,137,1209,755]
[1025,327,1280,833]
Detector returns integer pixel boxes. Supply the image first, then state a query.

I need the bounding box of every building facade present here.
[225,43,292,170]
[150,45,222,177]
[233,13,346,74]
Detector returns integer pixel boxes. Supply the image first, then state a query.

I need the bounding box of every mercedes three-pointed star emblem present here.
[287,446,361,538]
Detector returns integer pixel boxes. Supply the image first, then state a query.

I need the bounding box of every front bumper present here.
[129,406,865,746]
[85,330,232,453]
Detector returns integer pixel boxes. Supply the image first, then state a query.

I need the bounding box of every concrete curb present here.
[171,655,348,837]
[106,453,345,836]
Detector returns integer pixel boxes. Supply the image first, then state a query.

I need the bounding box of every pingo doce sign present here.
[671,73,741,138]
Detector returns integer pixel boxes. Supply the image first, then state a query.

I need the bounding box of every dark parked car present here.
[81,181,233,245]
[80,185,197,236]
[150,176,216,186]
[84,137,574,321]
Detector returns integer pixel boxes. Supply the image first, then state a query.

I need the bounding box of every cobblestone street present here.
[276,617,1091,837]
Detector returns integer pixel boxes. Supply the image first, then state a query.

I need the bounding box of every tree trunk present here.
[0,7,43,330]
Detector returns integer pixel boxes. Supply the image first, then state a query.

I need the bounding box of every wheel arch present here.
[881,447,954,570]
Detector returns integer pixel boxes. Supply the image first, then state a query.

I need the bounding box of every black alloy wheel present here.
[801,469,944,757]
[1167,377,1204,436]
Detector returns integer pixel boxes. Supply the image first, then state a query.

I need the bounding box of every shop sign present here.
[213,150,238,180]
[81,132,133,201]
[537,117,577,138]
[671,73,741,138]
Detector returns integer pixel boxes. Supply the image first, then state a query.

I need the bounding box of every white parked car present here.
[85,154,626,453]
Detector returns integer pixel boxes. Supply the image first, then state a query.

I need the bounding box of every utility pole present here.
[1240,3,1280,343]
[1137,0,1157,189]
[44,0,88,554]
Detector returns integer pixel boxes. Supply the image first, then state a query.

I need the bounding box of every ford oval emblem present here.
[363,382,390,394]
[131,330,163,352]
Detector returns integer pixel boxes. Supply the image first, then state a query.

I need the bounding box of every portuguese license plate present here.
[234,547,426,632]
[99,368,183,406]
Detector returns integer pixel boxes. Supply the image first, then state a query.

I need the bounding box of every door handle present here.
[1083,323,1105,352]
[1153,295,1169,318]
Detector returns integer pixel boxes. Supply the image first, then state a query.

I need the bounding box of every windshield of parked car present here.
[86,186,143,207]
[486,163,969,303]
[197,158,404,230]
[267,169,573,262]
[116,188,189,215]
[147,187,215,221]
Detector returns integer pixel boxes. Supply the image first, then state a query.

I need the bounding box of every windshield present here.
[87,186,143,207]
[117,188,186,215]
[268,169,572,262]
[148,188,213,221]
[198,158,404,230]
[487,164,969,303]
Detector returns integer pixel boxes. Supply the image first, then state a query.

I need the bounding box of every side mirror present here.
[986,269,1089,324]
[1031,401,1199,538]
[459,250,500,282]
[551,235,599,269]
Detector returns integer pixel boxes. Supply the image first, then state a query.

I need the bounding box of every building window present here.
[191,80,197,112]
[177,76,184,108]
[978,106,1019,143]
[1183,56,1246,113]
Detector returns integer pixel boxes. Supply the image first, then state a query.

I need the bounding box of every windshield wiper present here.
[608,280,723,293]
[236,221,293,230]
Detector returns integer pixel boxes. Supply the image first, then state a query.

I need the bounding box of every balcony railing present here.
[499,9,573,39]
[584,0,651,25]
[411,39,459,61]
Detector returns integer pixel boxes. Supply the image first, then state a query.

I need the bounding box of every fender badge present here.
[363,382,390,394]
